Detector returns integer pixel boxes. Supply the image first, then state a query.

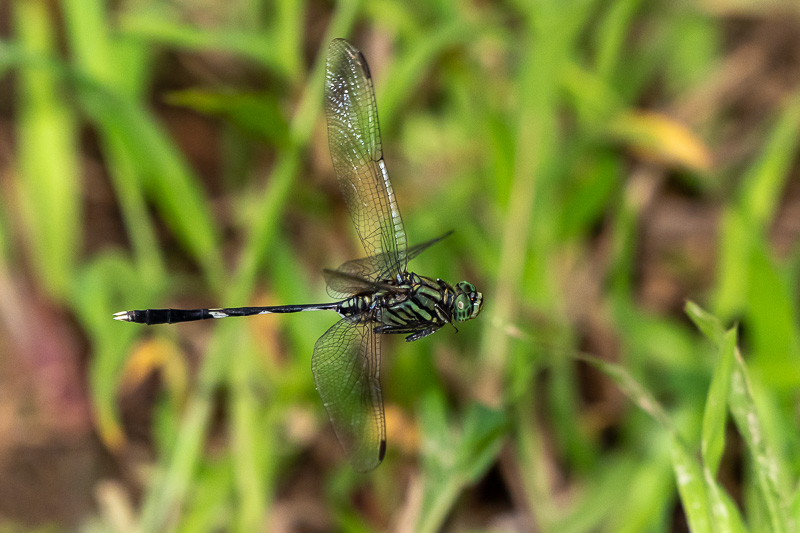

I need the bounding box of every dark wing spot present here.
[378,439,387,461]
[357,51,372,79]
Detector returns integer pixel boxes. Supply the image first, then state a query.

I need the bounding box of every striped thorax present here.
[338,272,483,340]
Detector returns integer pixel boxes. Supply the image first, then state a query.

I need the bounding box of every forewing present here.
[311,317,386,472]
[323,268,378,298]
[401,230,453,264]
[324,231,455,297]
[325,38,407,280]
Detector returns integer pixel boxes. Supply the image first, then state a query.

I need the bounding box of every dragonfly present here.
[113,38,483,472]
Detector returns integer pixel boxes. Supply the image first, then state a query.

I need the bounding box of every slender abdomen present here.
[337,293,377,321]
[114,302,340,325]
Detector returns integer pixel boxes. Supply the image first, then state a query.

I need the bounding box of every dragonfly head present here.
[453,281,483,322]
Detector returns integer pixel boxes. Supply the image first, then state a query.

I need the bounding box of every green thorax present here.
[339,272,482,330]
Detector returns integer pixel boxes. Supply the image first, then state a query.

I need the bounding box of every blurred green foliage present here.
[3,0,800,531]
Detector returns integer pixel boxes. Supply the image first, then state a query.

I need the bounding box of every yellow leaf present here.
[120,338,188,402]
[608,111,712,172]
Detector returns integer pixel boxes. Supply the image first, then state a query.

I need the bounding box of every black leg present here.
[405,326,441,342]
[373,324,419,335]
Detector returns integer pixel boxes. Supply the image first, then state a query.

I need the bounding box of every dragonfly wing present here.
[402,230,454,265]
[323,268,399,298]
[311,317,386,472]
[325,231,455,297]
[325,38,407,280]
[323,268,377,298]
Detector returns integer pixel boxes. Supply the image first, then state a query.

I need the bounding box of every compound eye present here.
[456,281,475,294]
[454,293,471,321]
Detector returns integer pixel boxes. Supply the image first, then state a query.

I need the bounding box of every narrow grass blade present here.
[672,436,714,533]
[62,0,167,284]
[14,0,81,302]
[415,392,507,533]
[229,333,269,532]
[576,342,749,533]
[165,90,290,147]
[729,349,791,533]
[745,243,800,389]
[701,328,737,476]
[119,11,284,76]
[75,253,160,450]
[715,91,800,318]
[175,458,233,533]
[703,468,750,533]
[576,353,672,431]
[686,300,726,346]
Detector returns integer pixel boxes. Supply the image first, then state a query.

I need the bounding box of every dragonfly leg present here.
[373,324,416,335]
[373,324,442,342]
[404,326,441,342]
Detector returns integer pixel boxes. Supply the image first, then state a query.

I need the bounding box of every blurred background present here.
[1,0,800,531]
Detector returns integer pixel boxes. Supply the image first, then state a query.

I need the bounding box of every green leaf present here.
[415,392,507,533]
[228,334,269,532]
[729,350,791,533]
[119,9,287,77]
[578,345,750,533]
[791,485,800,532]
[576,353,672,431]
[738,92,800,230]
[715,91,800,319]
[458,403,509,482]
[75,252,160,451]
[14,0,81,302]
[701,328,736,475]
[672,435,713,533]
[166,90,290,147]
[175,457,233,533]
[745,243,800,389]
[685,300,726,346]
[703,468,750,533]
[714,207,755,319]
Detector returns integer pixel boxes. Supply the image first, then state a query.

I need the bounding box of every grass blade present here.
[701,328,737,476]
[729,349,791,533]
[13,0,81,302]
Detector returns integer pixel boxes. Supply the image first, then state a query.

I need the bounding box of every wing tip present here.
[328,38,354,57]
[352,440,386,473]
[356,50,372,79]
[328,38,371,78]
[378,439,386,461]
